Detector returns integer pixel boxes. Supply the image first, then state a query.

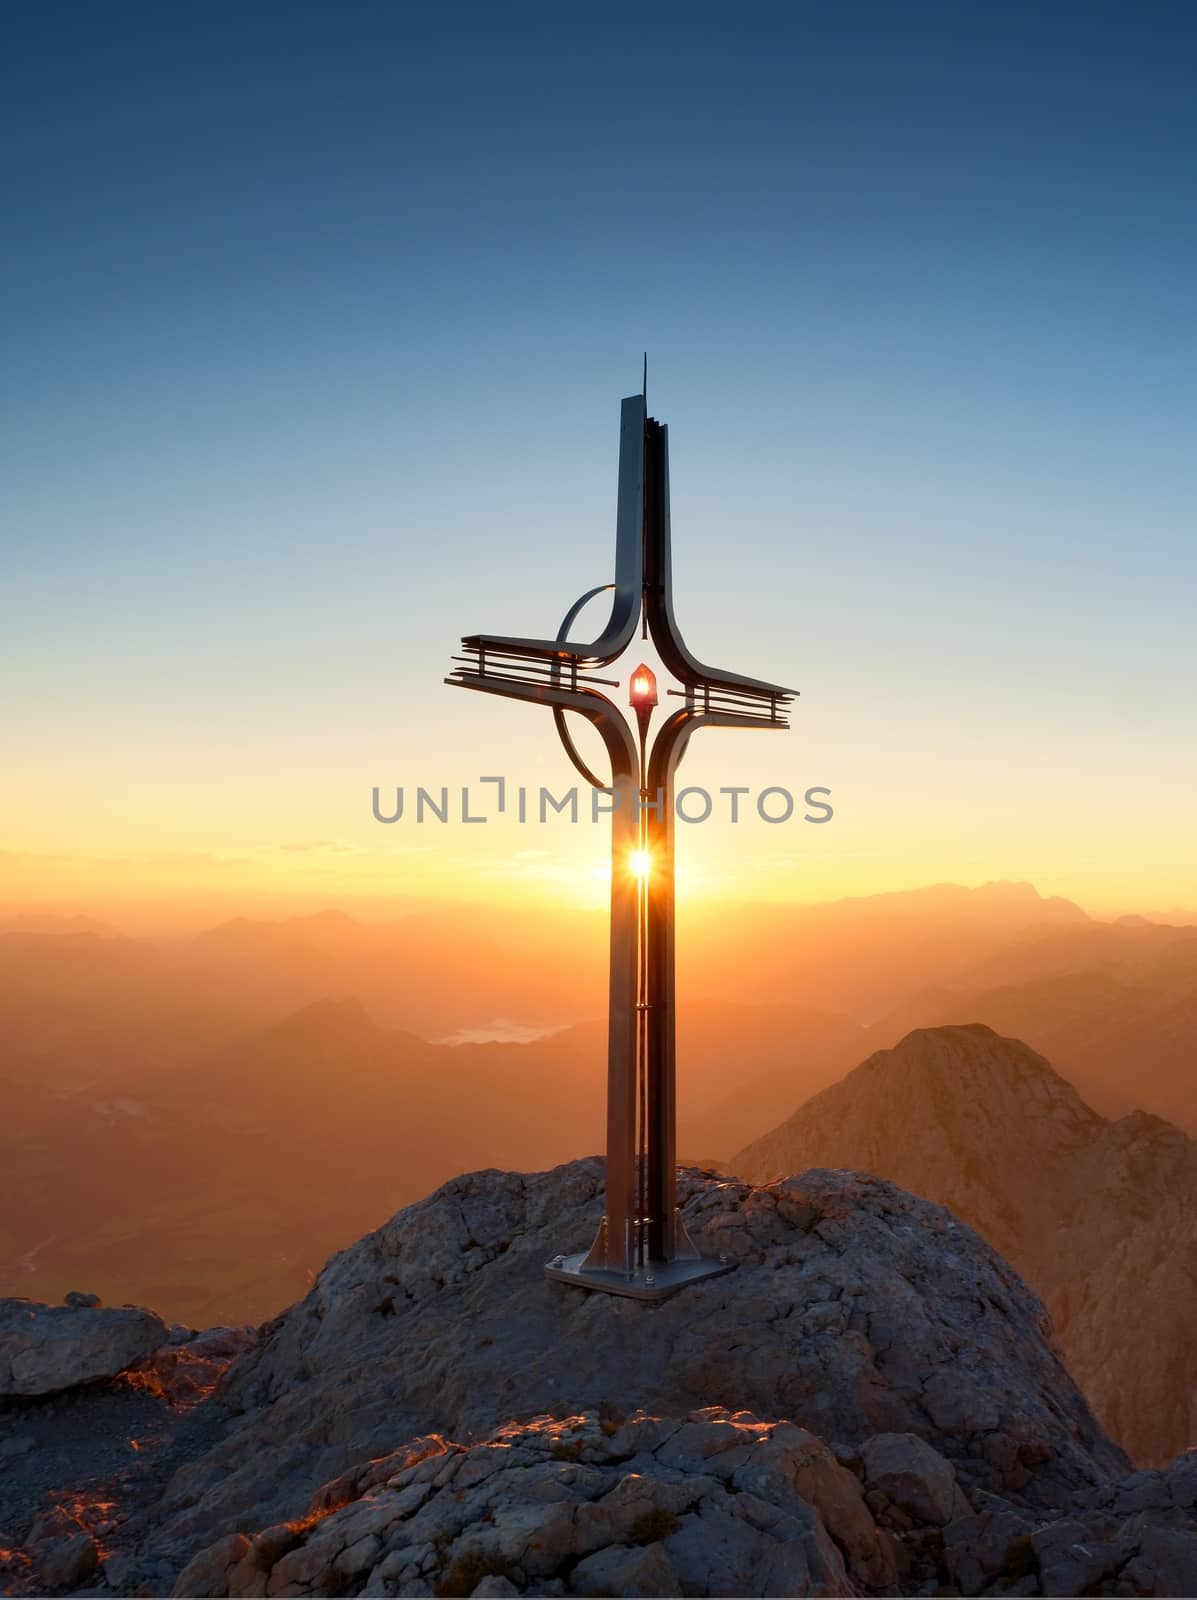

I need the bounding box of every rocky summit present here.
[3,1159,1196,1597]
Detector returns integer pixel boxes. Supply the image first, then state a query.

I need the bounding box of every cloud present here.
[277,840,363,856]
[0,847,253,869]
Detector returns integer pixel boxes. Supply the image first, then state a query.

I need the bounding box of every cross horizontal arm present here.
[443,672,638,768]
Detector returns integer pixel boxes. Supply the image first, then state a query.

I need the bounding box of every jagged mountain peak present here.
[732,1026,1196,1468]
[758,1023,1103,1158]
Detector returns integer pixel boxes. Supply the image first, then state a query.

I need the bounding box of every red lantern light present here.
[629,664,658,709]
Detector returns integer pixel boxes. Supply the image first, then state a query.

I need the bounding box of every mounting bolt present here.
[719,1253,729,1265]
[644,1273,656,1288]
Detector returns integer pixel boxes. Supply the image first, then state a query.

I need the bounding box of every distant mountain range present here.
[0,913,124,938]
[731,1024,1197,1467]
[2,879,1164,1120]
[0,881,1099,1077]
[865,922,1197,1130]
[2,879,1194,1346]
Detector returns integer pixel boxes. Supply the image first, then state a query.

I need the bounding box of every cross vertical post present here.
[446,384,796,1300]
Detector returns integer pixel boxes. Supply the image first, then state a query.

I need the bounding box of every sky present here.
[3,0,1195,927]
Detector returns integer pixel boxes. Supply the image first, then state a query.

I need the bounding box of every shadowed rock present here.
[170,1410,893,1599]
[0,1297,166,1397]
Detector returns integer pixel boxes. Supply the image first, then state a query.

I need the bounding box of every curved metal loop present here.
[554,583,616,647]
[551,584,617,791]
[646,704,777,798]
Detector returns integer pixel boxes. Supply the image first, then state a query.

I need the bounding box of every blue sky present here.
[3,1,1195,919]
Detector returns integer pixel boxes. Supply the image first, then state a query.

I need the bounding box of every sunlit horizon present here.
[3,864,1192,943]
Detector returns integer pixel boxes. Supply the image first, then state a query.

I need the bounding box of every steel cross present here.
[446,388,796,1300]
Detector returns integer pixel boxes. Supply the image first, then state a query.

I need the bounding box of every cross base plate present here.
[543,1251,736,1302]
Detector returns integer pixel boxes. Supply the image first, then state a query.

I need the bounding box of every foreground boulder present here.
[171,1409,898,1598]
[170,1414,1197,1599]
[0,1296,166,1397]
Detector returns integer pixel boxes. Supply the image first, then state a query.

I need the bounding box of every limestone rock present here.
[146,1325,258,1410]
[173,1411,857,1598]
[156,1409,1197,1597]
[861,1432,969,1526]
[35,1530,99,1589]
[1031,1515,1136,1595]
[0,1296,167,1397]
[942,1491,1036,1594]
[101,1552,138,1590]
[187,1325,258,1360]
[171,1532,253,1598]
[749,1420,899,1589]
[569,1541,682,1597]
[1119,1525,1197,1596]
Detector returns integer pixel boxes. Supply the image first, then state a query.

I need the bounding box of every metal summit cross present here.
[446,375,795,1301]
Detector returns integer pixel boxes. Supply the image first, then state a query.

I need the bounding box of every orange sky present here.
[6,630,1195,932]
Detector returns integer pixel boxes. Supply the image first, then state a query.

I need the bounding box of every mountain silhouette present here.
[731,1024,1197,1465]
[869,922,1197,1132]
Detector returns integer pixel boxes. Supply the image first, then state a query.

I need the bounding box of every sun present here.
[629,849,652,880]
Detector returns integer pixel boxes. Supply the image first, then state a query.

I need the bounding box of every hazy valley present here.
[3,882,1196,1332]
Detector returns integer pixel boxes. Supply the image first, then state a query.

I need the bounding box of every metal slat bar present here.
[450,665,620,689]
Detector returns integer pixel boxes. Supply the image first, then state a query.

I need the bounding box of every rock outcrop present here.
[168,1414,908,1600]
[169,1413,1197,1600]
[169,1410,901,1599]
[0,1297,167,1398]
[46,1152,1126,1600]
[125,1159,1125,1583]
[731,1024,1197,1466]
[6,1159,1195,1596]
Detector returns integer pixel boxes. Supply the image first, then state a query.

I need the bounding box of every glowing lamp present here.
[629,664,658,709]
